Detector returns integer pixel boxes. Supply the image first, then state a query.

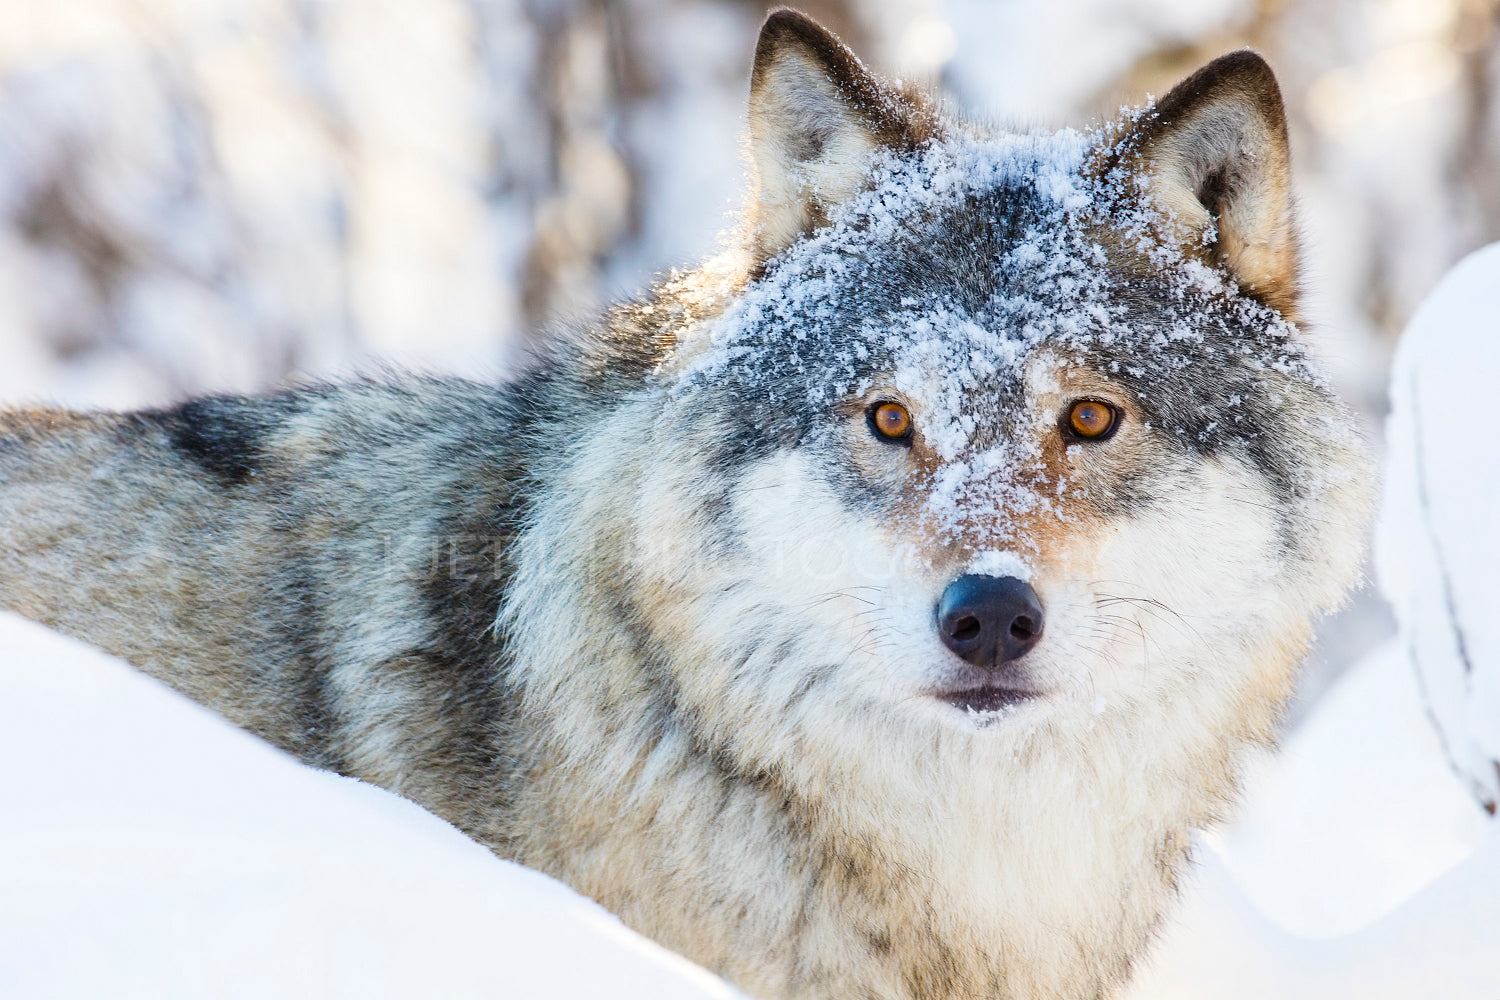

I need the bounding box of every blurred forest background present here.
[0,0,1493,708]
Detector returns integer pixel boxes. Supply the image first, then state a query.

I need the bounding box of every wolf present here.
[0,10,1371,1000]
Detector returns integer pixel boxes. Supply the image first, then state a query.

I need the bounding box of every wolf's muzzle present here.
[936,575,1044,669]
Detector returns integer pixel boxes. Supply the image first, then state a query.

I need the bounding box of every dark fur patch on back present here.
[145,395,293,486]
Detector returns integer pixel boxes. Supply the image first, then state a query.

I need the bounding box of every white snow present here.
[1376,242,1500,813]
[0,612,742,1000]
[1217,641,1487,939]
[1128,826,1500,999]
[968,549,1031,580]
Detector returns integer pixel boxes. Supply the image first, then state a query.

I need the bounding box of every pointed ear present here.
[1117,51,1298,316]
[746,10,937,263]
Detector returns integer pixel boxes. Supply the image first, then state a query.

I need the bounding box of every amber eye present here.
[869,401,913,442]
[1066,400,1119,440]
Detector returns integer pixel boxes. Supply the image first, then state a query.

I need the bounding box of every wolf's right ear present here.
[746,10,936,264]
[1110,51,1299,316]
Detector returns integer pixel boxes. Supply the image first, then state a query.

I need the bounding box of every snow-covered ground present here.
[1126,635,1500,998]
[1376,245,1500,814]
[4,246,1498,997]
[0,611,742,1000]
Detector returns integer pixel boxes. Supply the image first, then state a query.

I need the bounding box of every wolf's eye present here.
[1065,400,1119,441]
[869,402,913,443]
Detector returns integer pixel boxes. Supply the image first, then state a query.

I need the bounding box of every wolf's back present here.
[0,405,302,736]
[0,383,527,834]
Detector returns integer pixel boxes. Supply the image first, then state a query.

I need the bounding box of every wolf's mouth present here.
[936,685,1036,714]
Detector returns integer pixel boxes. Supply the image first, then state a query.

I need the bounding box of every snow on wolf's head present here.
[628,13,1370,825]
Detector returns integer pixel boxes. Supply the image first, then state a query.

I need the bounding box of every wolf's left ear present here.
[747,10,936,264]
[1115,51,1298,315]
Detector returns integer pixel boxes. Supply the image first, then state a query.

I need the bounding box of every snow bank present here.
[1216,641,1486,939]
[1127,243,1500,997]
[0,612,741,1000]
[1376,242,1500,814]
[1128,824,1500,1000]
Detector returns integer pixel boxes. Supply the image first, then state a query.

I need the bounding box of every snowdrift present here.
[0,613,742,999]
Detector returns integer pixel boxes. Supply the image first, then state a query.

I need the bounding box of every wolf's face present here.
[649,133,1365,757]
[615,24,1371,828]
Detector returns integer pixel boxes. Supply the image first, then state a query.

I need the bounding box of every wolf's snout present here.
[936,575,1044,668]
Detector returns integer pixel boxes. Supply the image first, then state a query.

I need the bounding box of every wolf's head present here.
[515,9,1372,909]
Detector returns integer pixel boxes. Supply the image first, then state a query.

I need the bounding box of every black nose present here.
[936,575,1044,669]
